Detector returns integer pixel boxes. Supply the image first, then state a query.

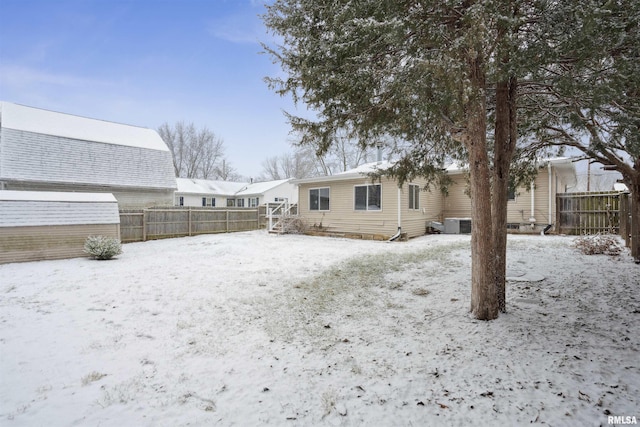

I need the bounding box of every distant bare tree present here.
[216,159,242,181]
[260,146,317,180]
[261,132,376,180]
[158,121,225,179]
[318,129,376,174]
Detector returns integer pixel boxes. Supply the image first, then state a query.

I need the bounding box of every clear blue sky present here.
[0,0,300,179]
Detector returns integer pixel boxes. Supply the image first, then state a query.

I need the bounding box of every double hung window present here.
[309,187,330,211]
[409,184,420,210]
[354,184,381,211]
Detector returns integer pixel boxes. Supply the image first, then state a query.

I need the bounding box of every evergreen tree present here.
[263,0,627,318]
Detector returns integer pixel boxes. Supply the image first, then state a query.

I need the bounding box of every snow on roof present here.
[235,179,291,196]
[292,158,578,185]
[0,101,169,151]
[175,178,248,195]
[0,190,117,203]
[291,161,395,184]
[334,161,395,176]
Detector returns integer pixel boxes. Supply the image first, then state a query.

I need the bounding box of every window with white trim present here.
[249,197,259,207]
[179,196,184,206]
[354,184,381,211]
[309,187,330,211]
[409,184,420,210]
[202,197,207,207]
[237,198,245,207]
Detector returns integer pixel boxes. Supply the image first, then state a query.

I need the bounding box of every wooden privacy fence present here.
[120,207,262,243]
[556,191,628,237]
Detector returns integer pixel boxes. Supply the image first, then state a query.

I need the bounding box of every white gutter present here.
[398,187,402,229]
[388,186,403,241]
[548,162,553,226]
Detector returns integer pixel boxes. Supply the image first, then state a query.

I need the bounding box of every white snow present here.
[175,178,248,195]
[0,231,638,426]
[236,179,292,196]
[0,101,169,152]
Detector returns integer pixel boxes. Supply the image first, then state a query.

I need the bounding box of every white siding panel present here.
[0,200,120,227]
[0,128,176,189]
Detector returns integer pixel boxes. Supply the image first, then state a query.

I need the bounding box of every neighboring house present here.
[0,101,177,208]
[0,190,120,264]
[234,179,298,207]
[292,162,442,239]
[175,178,248,207]
[292,158,577,239]
[175,178,298,207]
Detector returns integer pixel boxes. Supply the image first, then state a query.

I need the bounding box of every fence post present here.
[226,209,229,232]
[188,207,192,237]
[620,193,629,247]
[142,209,147,242]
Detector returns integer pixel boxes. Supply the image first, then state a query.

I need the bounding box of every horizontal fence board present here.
[119,207,261,242]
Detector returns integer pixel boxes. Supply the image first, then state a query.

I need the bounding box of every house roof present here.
[0,102,177,190]
[291,161,394,185]
[0,101,169,151]
[290,158,577,188]
[175,178,248,195]
[176,178,294,197]
[235,179,292,196]
[614,182,629,192]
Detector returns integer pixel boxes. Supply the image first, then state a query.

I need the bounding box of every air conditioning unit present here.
[444,218,472,234]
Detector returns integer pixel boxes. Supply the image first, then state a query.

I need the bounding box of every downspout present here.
[546,161,553,234]
[388,186,402,241]
[529,181,536,229]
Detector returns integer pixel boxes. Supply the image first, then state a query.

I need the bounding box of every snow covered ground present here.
[1,231,638,426]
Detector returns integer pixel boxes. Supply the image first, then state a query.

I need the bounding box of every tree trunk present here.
[467,55,499,321]
[492,77,518,312]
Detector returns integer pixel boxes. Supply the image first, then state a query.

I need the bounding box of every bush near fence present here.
[119,207,262,243]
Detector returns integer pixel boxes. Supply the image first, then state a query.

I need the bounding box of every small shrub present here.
[573,234,623,256]
[280,216,308,234]
[84,235,123,260]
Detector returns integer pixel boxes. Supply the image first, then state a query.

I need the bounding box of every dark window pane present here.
[355,186,367,210]
[368,185,381,210]
[319,188,330,210]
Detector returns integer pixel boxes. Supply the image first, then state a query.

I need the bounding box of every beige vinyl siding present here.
[298,177,443,239]
[299,178,396,237]
[442,177,472,219]
[442,165,565,230]
[0,223,120,264]
[401,180,444,238]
